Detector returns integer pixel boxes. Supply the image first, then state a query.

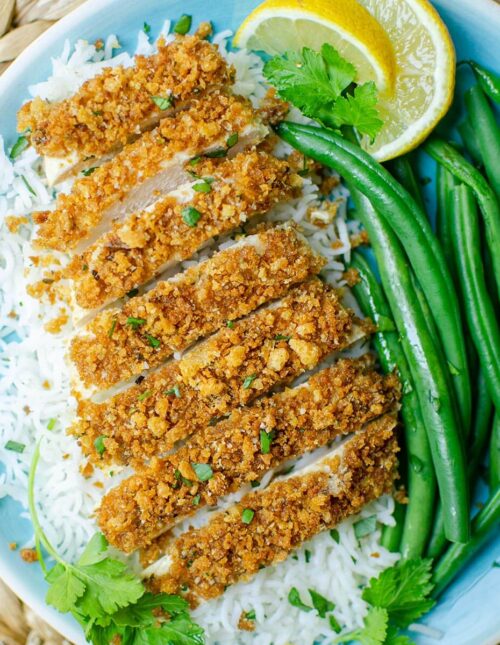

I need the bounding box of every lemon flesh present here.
[357,0,455,160]
[234,0,396,95]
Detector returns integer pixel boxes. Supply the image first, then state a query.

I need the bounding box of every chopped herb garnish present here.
[94,435,106,455]
[21,175,36,196]
[274,334,291,341]
[108,318,117,338]
[250,480,260,488]
[376,315,395,332]
[329,614,342,633]
[226,132,239,148]
[82,264,89,271]
[92,110,102,116]
[5,440,25,453]
[126,288,139,298]
[243,374,257,389]
[137,390,153,402]
[309,589,335,618]
[298,155,309,177]
[226,320,235,328]
[192,494,201,506]
[241,508,255,524]
[146,334,161,348]
[245,609,256,620]
[173,14,192,35]
[143,21,151,33]
[47,418,56,431]
[191,462,213,481]
[10,135,29,160]
[259,429,272,454]
[165,384,181,398]
[189,156,201,166]
[82,167,97,176]
[330,528,340,543]
[126,317,146,328]
[174,469,193,487]
[354,515,377,539]
[204,147,227,158]
[288,588,313,613]
[192,180,212,193]
[151,95,173,110]
[182,206,202,227]
[305,550,312,563]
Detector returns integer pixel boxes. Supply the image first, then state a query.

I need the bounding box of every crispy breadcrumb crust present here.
[33,92,262,251]
[72,280,356,465]
[70,226,325,392]
[65,150,302,310]
[145,414,399,600]
[18,35,233,160]
[98,357,400,552]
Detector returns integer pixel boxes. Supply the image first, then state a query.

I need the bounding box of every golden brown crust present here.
[33,92,262,251]
[70,226,325,392]
[98,357,400,552]
[65,150,302,309]
[18,35,233,160]
[145,414,399,600]
[72,280,356,465]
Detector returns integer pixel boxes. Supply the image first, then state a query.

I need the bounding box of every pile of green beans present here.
[275,71,500,596]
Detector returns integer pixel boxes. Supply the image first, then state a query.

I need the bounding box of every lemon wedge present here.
[235,0,455,161]
[234,0,396,96]
[356,0,455,159]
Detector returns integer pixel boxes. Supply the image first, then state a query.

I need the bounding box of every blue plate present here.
[0,0,499,642]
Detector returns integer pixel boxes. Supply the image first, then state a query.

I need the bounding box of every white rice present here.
[0,23,397,644]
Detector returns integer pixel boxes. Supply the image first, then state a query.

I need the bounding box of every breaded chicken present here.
[18,35,233,184]
[72,280,366,465]
[65,150,302,311]
[70,225,325,396]
[33,92,268,253]
[142,413,399,601]
[98,357,400,552]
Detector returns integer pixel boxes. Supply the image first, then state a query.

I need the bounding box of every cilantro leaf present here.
[335,606,388,645]
[288,587,313,612]
[113,593,189,627]
[329,82,383,141]
[77,533,109,566]
[385,624,415,645]
[45,565,86,613]
[308,588,335,618]
[263,44,355,115]
[362,559,435,628]
[127,616,205,645]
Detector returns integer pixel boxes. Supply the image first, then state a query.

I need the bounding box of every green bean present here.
[346,187,468,543]
[490,413,500,490]
[381,501,406,553]
[461,61,500,104]
[450,185,500,409]
[276,122,471,433]
[351,251,436,558]
[435,165,457,276]
[458,118,484,167]
[386,155,426,212]
[424,137,500,296]
[427,370,493,560]
[433,486,500,598]
[469,371,494,485]
[465,84,500,200]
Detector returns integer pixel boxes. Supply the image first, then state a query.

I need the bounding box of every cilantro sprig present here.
[263,43,383,141]
[335,559,435,644]
[28,443,205,645]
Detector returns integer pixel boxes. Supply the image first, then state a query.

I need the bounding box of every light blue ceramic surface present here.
[0,1,499,643]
